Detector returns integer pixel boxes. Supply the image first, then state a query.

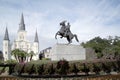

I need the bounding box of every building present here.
[3,14,39,61]
[40,47,52,59]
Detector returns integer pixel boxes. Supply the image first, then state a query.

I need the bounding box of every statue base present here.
[50,43,86,61]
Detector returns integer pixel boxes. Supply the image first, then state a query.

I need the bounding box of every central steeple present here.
[34,30,39,42]
[19,13,25,31]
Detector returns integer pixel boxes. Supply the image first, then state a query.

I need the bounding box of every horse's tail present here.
[74,34,79,42]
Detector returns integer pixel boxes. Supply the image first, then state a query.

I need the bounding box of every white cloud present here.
[0,0,120,50]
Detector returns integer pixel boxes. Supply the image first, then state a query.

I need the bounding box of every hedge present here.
[13,60,120,75]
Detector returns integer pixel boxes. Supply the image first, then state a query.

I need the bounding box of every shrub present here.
[5,59,17,64]
[92,63,101,75]
[77,62,84,72]
[48,64,55,75]
[87,63,93,73]
[19,64,25,75]
[13,60,120,76]
[24,63,32,73]
[14,63,24,75]
[43,63,55,75]
[0,60,4,64]
[111,61,117,72]
[42,58,50,60]
[101,62,111,74]
[43,64,49,75]
[56,59,69,75]
[28,64,36,75]
[38,64,44,75]
[69,63,79,75]
[82,63,90,75]
[116,60,120,72]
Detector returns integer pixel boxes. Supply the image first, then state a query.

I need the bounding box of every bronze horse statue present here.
[55,21,79,44]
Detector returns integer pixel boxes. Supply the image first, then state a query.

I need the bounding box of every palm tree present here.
[29,51,35,61]
[26,52,30,62]
[19,50,28,63]
[11,49,20,62]
[11,49,29,63]
[12,49,38,63]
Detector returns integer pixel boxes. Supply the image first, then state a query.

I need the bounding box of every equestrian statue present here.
[55,20,79,44]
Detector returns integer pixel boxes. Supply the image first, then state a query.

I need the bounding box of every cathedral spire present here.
[4,27,9,40]
[34,30,39,42]
[19,13,25,31]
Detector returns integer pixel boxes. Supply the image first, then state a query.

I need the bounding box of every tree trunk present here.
[21,57,24,63]
[30,55,33,61]
[14,55,18,62]
[26,56,29,62]
[18,56,21,63]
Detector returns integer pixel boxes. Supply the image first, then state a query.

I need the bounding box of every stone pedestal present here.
[50,44,86,61]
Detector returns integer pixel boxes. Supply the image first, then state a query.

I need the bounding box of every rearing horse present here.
[55,21,79,44]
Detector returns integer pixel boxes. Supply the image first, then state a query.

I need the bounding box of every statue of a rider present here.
[59,21,71,38]
[55,20,79,44]
[64,22,71,37]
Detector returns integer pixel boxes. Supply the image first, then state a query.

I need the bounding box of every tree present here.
[11,49,20,62]
[11,49,28,63]
[19,50,28,63]
[83,37,109,52]
[112,46,120,59]
[29,51,35,61]
[82,36,111,58]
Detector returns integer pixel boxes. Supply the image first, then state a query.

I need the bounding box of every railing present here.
[0,74,120,80]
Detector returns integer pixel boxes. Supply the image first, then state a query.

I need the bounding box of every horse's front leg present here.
[60,36,63,38]
[55,32,59,39]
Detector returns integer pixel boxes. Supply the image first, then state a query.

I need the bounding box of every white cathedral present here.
[3,14,39,61]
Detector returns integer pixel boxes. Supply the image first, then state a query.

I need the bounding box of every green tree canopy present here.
[82,36,120,59]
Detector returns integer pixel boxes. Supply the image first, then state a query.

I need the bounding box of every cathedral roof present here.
[19,13,25,31]
[4,27,9,40]
[34,31,39,42]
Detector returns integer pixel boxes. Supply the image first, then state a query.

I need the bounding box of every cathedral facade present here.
[3,14,39,61]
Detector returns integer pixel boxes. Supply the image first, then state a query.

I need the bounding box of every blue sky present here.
[0,0,120,51]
